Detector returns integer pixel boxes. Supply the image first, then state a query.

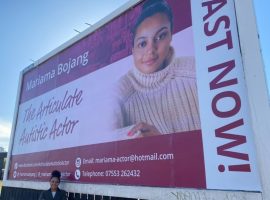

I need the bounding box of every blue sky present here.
[0,0,269,151]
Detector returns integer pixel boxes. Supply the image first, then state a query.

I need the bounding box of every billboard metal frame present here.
[3,0,269,199]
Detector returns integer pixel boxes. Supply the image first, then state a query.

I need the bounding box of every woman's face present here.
[50,177,60,191]
[133,13,172,74]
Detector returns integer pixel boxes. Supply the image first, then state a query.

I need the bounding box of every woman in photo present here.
[38,170,67,200]
[114,0,200,138]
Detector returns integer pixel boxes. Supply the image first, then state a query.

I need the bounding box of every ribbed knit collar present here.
[128,53,176,93]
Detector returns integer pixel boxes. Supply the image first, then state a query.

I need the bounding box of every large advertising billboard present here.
[8,0,261,191]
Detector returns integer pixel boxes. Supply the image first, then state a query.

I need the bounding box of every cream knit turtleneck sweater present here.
[115,56,201,134]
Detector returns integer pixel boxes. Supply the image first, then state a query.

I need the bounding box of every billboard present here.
[8,0,261,191]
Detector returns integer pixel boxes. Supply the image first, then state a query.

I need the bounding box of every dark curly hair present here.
[132,0,173,46]
[51,170,61,181]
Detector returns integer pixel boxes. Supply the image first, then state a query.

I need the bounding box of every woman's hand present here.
[127,122,161,138]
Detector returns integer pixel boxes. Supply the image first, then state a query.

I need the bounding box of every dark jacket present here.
[38,188,67,200]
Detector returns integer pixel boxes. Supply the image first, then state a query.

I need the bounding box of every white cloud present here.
[0,120,12,151]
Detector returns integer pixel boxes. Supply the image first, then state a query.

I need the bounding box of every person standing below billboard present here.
[114,0,201,138]
[38,170,67,200]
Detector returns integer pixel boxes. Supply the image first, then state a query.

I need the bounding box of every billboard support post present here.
[235,0,270,199]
